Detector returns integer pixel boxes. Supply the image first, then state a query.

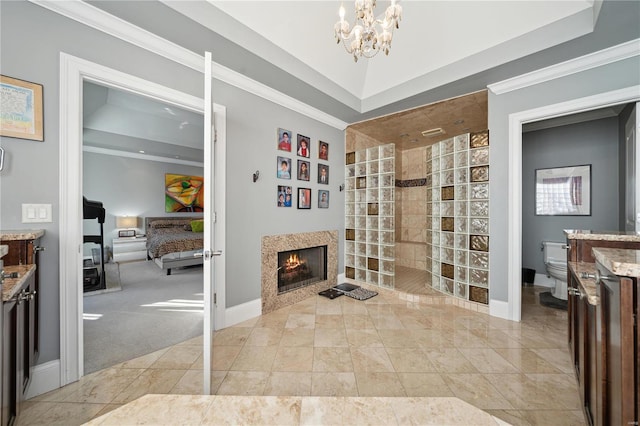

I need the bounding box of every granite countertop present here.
[564,229,640,242]
[593,247,640,277]
[84,394,508,426]
[0,245,7,258]
[0,229,45,241]
[2,264,36,302]
[568,261,599,305]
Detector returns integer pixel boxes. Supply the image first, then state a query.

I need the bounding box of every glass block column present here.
[430,131,489,304]
[345,143,395,289]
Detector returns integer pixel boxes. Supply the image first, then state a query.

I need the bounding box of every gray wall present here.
[521,118,620,275]
[618,103,637,230]
[489,56,640,302]
[0,1,344,365]
[82,152,204,255]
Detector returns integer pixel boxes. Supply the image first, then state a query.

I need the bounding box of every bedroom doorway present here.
[81,80,207,375]
[59,53,226,389]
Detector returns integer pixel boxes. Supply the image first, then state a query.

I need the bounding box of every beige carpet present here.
[83,260,203,374]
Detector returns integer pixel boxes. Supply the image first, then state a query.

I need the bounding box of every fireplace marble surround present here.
[261,230,338,314]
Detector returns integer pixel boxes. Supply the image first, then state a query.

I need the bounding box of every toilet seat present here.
[546,259,566,270]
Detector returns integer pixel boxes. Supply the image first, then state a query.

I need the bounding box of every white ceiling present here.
[165,0,598,112]
[82,83,205,163]
[81,0,608,161]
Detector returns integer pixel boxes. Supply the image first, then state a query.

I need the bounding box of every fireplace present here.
[278,245,327,294]
[262,230,338,314]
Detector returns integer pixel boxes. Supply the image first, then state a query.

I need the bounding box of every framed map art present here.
[0,75,44,141]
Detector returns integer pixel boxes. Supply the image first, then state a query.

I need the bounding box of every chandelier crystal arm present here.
[334,0,402,62]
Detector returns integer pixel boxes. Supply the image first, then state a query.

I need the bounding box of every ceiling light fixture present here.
[334,0,402,62]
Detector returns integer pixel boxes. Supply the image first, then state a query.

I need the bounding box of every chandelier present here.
[334,0,403,62]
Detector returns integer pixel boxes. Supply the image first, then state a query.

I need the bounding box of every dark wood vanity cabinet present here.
[1,271,35,426]
[0,238,42,361]
[567,243,639,426]
[595,268,637,426]
[1,235,42,426]
[567,268,598,425]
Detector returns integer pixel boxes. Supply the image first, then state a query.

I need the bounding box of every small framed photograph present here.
[277,185,292,207]
[318,190,329,208]
[297,187,311,209]
[277,156,291,179]
[318,164,329,184]
[277,128,291,152]
[319,141,329,161]
[535,164,591,216]
[297,160,310,181]
[118,229,136,238]
[1,75,44,141]
[297,134,310,158]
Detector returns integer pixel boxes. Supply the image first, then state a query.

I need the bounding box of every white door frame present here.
[59,52,226,385]
[506,85,640,321]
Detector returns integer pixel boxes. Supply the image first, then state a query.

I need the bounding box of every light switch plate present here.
[22,203,52,223]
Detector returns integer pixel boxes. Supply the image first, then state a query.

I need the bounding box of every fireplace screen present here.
[277,245,327,293]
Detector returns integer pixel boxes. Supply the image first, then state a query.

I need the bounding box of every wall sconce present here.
[339,184,345,192]
[116,216,138,237]
[253,170,260,182]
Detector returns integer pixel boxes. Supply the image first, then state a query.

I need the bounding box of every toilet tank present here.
[542,241,567,263]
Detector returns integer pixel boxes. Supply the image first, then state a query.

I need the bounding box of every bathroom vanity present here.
[0,230,44,426]
[565,229,640,426]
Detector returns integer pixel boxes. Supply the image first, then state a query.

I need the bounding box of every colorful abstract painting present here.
[165,173,204,212]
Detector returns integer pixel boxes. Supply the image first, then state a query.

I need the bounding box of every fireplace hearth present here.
[278,246,327,294]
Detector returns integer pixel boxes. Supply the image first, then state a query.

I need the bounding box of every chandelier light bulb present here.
[334,0,402,61]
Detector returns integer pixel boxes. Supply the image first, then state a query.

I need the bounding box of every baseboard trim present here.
[224,298,261,327]
[25,359,61,399]
[489,299,510,321]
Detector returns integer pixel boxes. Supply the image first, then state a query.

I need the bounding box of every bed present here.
[145,216,204,275]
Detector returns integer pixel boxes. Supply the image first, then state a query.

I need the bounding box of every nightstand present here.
[112,236,147,262]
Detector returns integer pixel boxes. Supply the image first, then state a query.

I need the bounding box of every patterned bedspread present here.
[146,219,203,258]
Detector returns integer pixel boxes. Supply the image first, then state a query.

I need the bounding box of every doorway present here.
[58,53,226,386]
[507,86,640,322]
[81,80,206,374]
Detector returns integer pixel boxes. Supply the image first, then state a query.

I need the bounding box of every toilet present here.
[542,241,568,300]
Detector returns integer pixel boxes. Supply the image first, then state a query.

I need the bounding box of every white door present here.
[202,51,224,394]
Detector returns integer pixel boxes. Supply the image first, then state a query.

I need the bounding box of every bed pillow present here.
[190,219,204,233]
[149,219,192,228]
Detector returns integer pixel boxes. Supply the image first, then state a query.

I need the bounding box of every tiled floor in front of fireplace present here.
[21,285,584,425]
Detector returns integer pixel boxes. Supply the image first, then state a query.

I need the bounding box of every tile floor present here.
[20,285,585,425]
[393,266,436,295]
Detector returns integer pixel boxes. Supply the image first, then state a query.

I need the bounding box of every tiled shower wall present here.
[344,143,396,289]
[396,147,429,271]
[428,131,490,304]
[344,129,490,304]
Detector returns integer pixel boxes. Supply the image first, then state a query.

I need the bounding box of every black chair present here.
[83,196,106,291]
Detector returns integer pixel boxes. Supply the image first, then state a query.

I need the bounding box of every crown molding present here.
[29,0,348,130]
[83,145,204,167]
[488,38,640,95]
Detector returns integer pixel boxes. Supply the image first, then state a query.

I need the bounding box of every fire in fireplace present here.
[277,245,327,294]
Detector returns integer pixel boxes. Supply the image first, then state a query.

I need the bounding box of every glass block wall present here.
[345,144,395,289]
[428,131,490,304]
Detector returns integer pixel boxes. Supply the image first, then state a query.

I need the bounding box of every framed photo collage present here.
[277,127,330,209]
